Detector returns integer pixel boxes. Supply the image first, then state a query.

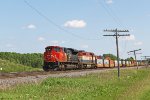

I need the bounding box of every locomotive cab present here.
[43,46,67,71]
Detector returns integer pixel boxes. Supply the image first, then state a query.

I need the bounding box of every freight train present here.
[43,46,144,71]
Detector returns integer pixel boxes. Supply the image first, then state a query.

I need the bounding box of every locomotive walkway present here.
[0,66,146,89]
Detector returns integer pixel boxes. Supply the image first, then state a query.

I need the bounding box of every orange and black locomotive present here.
[43,46,97,71]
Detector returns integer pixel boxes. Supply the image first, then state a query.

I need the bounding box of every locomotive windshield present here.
[45,47,51,52]
[54,47,61,52]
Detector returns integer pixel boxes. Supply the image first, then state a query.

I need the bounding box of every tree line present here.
[0,52,134,68]
[0,52,43,68]
[103,54,134,61]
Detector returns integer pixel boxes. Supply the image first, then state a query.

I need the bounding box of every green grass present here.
[0,59,41,73]
[1,68,150,100]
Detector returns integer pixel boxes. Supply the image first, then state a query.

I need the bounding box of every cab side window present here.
[54,47,61,52]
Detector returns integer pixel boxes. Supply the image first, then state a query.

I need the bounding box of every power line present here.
[103,28,130,78]
[97,0,129,56]
[97,0,122,27]
[24,0,100,40]
[102,0,126,27]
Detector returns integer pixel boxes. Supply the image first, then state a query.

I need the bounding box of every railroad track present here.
[0,66,146,79]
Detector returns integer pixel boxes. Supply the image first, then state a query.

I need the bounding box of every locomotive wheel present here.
[53,67,59,71]
[94,66,97,69]
[78,64,83,69]
[60,64,66,71]
[43,66,49,72]
[83,64,87,69]
[91,64,97,69]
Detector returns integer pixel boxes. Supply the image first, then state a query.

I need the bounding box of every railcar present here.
[78,51,97,69]
[96,57,104,68]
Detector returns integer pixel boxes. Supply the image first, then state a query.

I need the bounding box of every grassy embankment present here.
[0,59,41,73]
[1,67,150,100]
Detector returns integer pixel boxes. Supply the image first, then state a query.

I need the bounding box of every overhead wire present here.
[104,0,127,28]
[102,0,129,58]
[24,0,102,40]
[97,0,122,27]
[97,0,130,58]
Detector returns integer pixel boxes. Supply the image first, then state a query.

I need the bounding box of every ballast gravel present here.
[0,66,145,89]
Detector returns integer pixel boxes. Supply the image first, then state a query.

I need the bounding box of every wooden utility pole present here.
[141,56,150,60]
[141,56,150,66]
[128,49,141,69]
[103,28,130,78]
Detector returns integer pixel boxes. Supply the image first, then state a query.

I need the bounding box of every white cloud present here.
[134,41,143,46]
[38,37,45,42]
[121,34,135,41]
[81,44,89,49]
[50,40,67,46]
[64,20,86,28]
[23,24,36,29]
[106,0,113,4]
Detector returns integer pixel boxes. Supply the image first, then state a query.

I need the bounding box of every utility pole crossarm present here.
[128,49,142,53]
[103,35,116,36]
[141,56,150,60]
[128,51,134,53]
[103,34,130,36]
[104,29,129,32]
[141,56,150,58]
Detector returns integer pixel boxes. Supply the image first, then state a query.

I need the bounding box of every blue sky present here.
[0,0,149,60]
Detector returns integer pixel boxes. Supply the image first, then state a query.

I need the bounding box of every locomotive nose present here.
[44,52,51,61]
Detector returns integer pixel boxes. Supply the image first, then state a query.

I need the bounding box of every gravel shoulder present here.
[0,66,146,89]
